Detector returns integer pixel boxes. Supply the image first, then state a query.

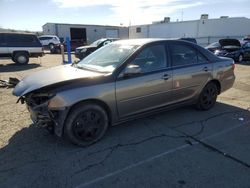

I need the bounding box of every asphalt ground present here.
[0,54,250,188]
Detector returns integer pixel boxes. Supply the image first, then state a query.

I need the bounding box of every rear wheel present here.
[196,82,218,111]
[64,103,109,147]
[13,52,29,65]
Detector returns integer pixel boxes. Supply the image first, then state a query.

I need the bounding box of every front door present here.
[115,43,173,118]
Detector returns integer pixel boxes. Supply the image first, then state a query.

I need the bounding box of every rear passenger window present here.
[6,34,38,47]
[130,44,167,73]
[39,37,51,40]
[39,37,46,40]
[170,44,197,66]
[0,34,5,47]
[197,52,208,63]
[170,43,208,67]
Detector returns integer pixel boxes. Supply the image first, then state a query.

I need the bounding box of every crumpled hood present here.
[219,39,241,47]
[13,65,105,96]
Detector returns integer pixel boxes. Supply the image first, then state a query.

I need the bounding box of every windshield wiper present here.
[71,61,80,67]
[76,65,111,73]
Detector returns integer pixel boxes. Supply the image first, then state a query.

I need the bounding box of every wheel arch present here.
[12,50,30,57]
[48,42,55,46]
[62,99,111,146]
[209,79,221,94]
[65,99,112,126]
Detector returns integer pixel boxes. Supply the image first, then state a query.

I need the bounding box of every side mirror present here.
[123,64,142,77]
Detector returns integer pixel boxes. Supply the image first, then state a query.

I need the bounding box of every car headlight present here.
[48,95,67,109]
[214,50,220,55]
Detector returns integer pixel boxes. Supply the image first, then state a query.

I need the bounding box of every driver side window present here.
[129,44,166,73]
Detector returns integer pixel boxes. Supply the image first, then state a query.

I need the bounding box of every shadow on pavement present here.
[0,63,41,72]
[0,102,249,187]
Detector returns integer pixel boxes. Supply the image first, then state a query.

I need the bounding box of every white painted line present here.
[75,144,190,188]
[201,120,250,142]
[76,121,250,188]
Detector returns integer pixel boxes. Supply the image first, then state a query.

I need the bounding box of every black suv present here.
[0,33,43,65]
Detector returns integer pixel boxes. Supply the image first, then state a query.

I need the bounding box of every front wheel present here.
[49,43,55,50]
[64,103,109,147]
[196,82,218,111]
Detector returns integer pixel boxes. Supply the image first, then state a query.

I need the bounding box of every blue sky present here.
[0,0,250,31]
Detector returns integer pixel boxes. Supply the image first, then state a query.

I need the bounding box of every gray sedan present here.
[13,39,235,147]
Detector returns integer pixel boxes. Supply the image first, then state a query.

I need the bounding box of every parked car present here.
[38,35,60,50]
[0,32,43,65]
[243,35,250,41]
[205,42,220,53]
[13,39,235,146]
[241,41,250,60]
[50,39,85,54]
[75,38,119,59]
[205,39,250,62]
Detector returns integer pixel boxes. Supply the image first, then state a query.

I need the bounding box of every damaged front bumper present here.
[20,93,69,137]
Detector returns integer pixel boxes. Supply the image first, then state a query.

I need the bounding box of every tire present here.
[64,103,109,147]
[196,82,218,111]
[238,54,243,63]
[55,48,61,54]
[49,43,54,50]
[13,52,29,65]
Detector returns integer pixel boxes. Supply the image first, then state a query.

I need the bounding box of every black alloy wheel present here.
[196,82,218,111]
[73,110,104,141]
[64,103,109,147]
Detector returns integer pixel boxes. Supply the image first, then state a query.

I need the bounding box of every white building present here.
[42,23,129,44]
[129,16,250,46]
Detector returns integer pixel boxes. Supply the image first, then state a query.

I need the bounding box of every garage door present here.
[106,29,119,38]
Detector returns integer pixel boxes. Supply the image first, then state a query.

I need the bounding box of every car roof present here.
[38,35,58,38]
[100,38,119,40]
[0,32,36,36]
[113,38,180,46]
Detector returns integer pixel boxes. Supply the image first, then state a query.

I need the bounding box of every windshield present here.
[91,39,107,46]
[75,43,139,73]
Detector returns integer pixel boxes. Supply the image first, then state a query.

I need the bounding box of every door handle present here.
[202,67,209,72]
[162,74,171,80]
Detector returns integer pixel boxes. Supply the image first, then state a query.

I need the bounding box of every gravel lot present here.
[0,54,250,188]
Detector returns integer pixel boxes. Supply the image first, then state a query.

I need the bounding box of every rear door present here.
[0,34,8,55]
[116,42,173,118]
[169,41,213,103]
